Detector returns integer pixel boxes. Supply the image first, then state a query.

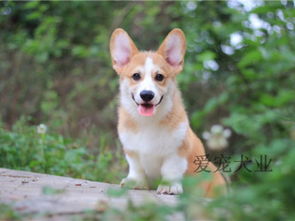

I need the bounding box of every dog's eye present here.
[155,73,164,82]
[132,73,141,81]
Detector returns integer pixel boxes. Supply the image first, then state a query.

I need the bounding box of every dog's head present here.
[110,28,186,117]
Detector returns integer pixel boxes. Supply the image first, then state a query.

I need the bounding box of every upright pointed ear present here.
[157,28,186,74]
[109,28,139,74]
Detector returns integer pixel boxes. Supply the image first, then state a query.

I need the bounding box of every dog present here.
[109,28,226,196]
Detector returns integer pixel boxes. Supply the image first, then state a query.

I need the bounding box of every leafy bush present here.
[0,118,126,183]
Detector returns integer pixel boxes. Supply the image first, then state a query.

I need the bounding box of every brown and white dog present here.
[109,28,226,196]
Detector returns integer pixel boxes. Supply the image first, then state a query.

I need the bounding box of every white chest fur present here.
[119,121,188,179]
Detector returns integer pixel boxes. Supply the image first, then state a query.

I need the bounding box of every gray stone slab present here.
[0,168,181,220]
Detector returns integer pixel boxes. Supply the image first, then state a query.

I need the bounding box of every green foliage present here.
[0,0,295,220]
[0,118,126,183]
[205,141,295,221]
[0,203,21,220]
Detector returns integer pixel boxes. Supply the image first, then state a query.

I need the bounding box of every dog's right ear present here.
[110,28,139,74]
[157,28,186,75]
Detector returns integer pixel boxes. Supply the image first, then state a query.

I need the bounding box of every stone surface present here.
[0,168,181,220]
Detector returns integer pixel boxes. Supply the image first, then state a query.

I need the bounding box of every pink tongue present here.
[138,105,155,116]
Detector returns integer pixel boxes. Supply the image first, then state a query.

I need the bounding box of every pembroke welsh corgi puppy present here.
[109,28,226,196]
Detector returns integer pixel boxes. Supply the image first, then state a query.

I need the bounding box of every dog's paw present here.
[157,182,183,195]
[120,177,148,190]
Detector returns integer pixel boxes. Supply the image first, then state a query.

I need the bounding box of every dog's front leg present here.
[157,154,187,195]
[120,152,148,189]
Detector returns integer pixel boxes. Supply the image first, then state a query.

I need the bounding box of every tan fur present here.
[118,107,138,132]
[178,128,226,196]
[124,149,139,159]
[159,90,187,130]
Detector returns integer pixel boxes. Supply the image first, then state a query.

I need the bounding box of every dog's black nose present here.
[140,90,154,102]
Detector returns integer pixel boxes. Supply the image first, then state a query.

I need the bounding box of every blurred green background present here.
[0,1,295,220]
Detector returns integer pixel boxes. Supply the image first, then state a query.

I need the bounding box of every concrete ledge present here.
[0,168,180,220]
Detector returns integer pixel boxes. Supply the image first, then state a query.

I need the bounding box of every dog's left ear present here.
[157,28,186,74]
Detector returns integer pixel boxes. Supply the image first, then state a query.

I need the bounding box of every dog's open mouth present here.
[131,94,163,117]
[138,103,155,116]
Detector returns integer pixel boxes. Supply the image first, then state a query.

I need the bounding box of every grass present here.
[0,118,126,183]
